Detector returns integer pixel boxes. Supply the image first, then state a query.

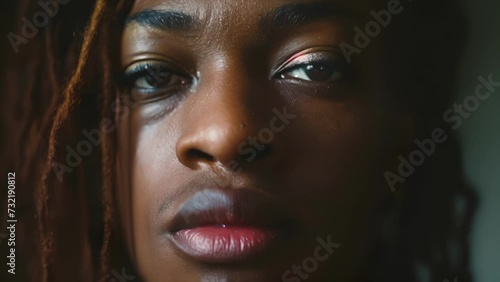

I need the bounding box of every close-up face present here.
[118,0,406,281]
[4,0,497,281]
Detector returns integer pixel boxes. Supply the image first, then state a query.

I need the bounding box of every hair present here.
[0,1,476,282]
[1,1,133,281]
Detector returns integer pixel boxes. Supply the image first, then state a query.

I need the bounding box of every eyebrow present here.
[125,10,194,31]
[125,2,349,32]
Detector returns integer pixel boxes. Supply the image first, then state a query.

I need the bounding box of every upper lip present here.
[168,188,297,234]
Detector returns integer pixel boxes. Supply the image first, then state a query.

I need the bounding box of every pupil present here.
[305,64,332,81]
[145,75,159,87]
[145,71,171,87]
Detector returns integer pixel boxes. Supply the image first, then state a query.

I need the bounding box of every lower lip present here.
[171,226,279,263]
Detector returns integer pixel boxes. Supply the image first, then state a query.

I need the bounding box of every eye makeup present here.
[274,47,349,84]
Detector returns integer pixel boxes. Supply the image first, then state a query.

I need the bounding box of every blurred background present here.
[458,0,500,281]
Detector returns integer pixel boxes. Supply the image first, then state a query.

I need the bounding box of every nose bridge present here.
[203,58,256,126]
[176,56,278,170]
[198,56,262,140]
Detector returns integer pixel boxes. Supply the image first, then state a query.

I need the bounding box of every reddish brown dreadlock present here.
[1,1,133,281]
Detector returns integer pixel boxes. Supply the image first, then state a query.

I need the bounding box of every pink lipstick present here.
[167,189,295,263]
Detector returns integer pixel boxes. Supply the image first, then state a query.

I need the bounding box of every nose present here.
[176,64,281,171]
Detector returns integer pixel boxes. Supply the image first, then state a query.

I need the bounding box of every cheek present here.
[128,119,184,274]
[131,115,181,212]
[282,98,393,232]
[288,97,391,181]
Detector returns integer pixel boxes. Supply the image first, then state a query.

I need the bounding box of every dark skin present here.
[118,0,409,281]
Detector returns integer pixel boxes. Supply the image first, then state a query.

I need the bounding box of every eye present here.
[276,51,345,83]
[281,63,343,82]
[124,61,191,102]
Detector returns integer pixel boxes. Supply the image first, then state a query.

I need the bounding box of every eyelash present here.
[123,62,191,103]
[275,51,347,84]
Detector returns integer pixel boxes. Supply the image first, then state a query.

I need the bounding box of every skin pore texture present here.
[118,0,409,281]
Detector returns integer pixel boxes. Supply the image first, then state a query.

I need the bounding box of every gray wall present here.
[458,0,500,281]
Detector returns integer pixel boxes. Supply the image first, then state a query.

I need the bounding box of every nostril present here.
[186,149,216,163]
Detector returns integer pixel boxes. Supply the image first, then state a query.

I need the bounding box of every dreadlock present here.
[38,1,108,280]
[1,1,132,281]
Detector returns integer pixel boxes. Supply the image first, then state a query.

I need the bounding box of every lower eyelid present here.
[130,85,188,104]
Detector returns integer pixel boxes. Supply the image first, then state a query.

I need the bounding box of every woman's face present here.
[119,0,402,281]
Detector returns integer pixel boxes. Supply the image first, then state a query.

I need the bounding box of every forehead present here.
[128,0,380,21]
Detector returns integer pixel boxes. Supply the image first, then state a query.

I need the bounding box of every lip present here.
[167,189,296,264]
